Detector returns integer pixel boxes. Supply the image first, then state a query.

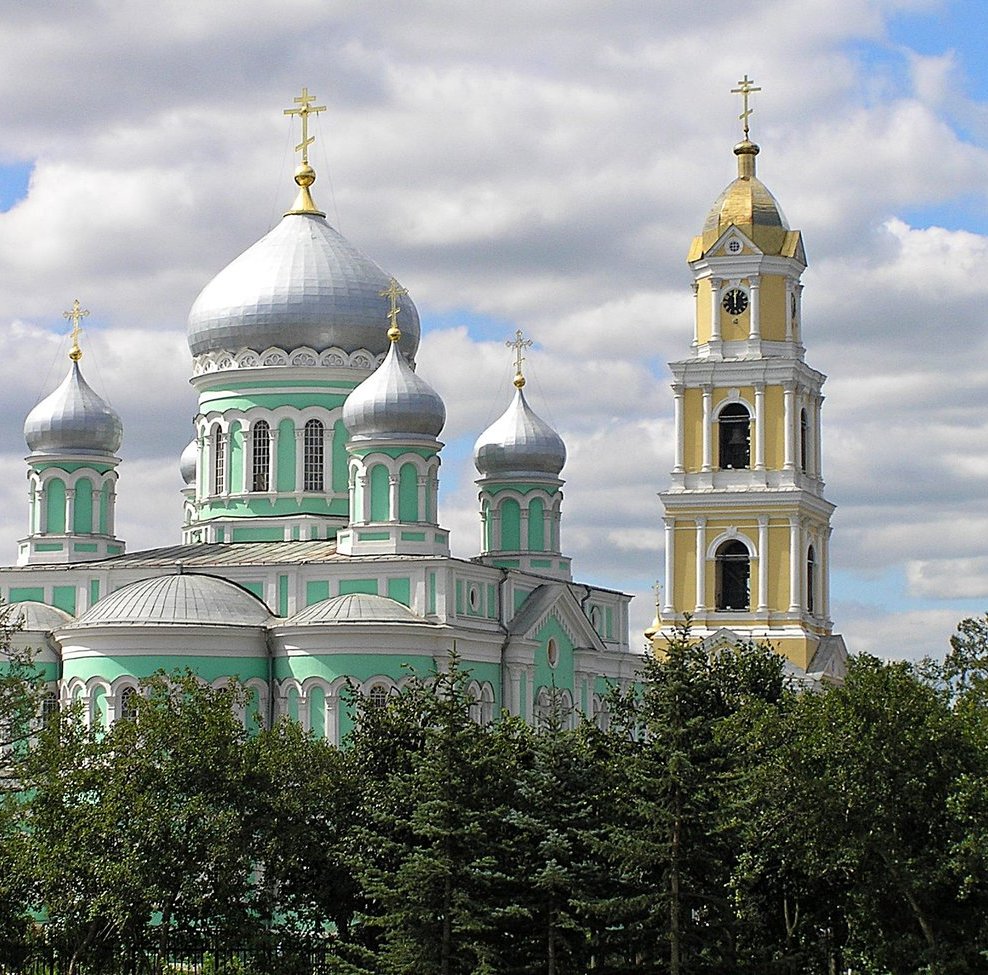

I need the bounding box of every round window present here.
[468,585,480,611]
[728,239,741,253]
[547,638,558,668]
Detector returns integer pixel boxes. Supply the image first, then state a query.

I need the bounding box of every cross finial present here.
[731,74,762,140]
[63,298,89,362]
[652,580,662,612]
[506,329,533,388]
[284,86,327,165]
[380,278,407,343]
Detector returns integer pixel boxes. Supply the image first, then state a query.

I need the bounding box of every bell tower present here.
[652,78,845,676]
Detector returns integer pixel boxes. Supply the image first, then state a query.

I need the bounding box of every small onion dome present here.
[474,384,565,479]
[343,340,445,441]
[283,592,434,626]
[700,140,789,255]
[179,438,198,486]
[24,361,123,457]
[3,600,73,631]
[63,573,271,628]
[187,214,420,360]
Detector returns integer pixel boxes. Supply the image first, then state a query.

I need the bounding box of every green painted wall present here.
[339,578,378,596]
[369,465,389,522]
[501,498,520,551]
[483,482,561,497]
[64,655,268,683]
[99,484,110,535]
[309,686,326,739]
[277,419,295,492]
[229,422,244,492]
[386,577,411,607]
[306,580,330,606]
[74,478,94,534]
[9,587,44,603]
[53,586,77,615]
[34,461,113,474]
[398,463,418,522]
[195,495,348,519]
[46,479,66,534]
[528,497,545,552]
[278,575,289,617]
[231,526,283,543]
[332,421,348,493]
[533,615,575,693]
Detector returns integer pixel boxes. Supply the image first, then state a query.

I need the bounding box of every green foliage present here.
[0,621,986,975]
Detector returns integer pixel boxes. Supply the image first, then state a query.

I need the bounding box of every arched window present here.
[716,540,750,611]
[252,421,271,492]
[119,687,139,722]
[40,691,59,727]
[369,683,389,709]
[718,403,750,470]
[303,419,324,491]
[479,684,495,725]
[213,428,226,495]
[800,409,809,473]
[807,545,816,615]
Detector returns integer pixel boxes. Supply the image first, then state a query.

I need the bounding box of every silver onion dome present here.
[343,340,445,441]
[474,385,566,479]
[179,438,198,485]
[25,361,123,457]
[187,213,420,360]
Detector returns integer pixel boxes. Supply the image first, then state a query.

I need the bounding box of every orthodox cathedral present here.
[2,89,638,739]
[2,81,844,736]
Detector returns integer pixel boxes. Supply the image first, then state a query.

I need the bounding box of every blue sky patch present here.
[0,161,32,212]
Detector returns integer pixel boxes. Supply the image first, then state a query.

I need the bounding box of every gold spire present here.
[381,278,407,343]
[644,580,663,641]
[731,74,762,179]
[731,74,761,141]
[506,329,533,388]
[283,86,327,217]
[63,299,89,362]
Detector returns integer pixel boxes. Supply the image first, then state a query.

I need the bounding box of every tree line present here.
[1,618,987,975]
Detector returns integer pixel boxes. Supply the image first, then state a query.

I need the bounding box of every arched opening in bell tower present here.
[806,544,816,615]
[715,540,750,611]
[718,403,751,470]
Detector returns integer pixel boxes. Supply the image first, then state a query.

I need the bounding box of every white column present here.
[357,472,369,523]
[268,428,279,494]
[783,384,795,471]
[757,515,769,612]
[491,507,502,552]
[388,473,399,522]
[754,384,766,471]
[694,518,706,613]
[749,278,761,341]
[709,279,721,342]
[788,517,801,612]
[701,387,713,472]
[37,483,47,533]
[417,473,428,524]
[673,386,685,473]
[519,506,529,551]
[107,486,116,536]
[814,395,824,479]
[663,518,675,616]
[243,429,253,493]
[794,284,804,341]
[294,429,305,491]
[65,488,75,535]
[786,284,794,341]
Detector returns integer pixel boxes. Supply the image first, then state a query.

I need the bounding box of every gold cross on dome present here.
[731,74,762,139]
[380,278,407,342]
[652,580,662,611]
[506,329,533,388]
[284,86,326,165]
[63,298,89,362]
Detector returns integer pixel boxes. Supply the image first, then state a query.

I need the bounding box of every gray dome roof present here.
[474,385,566,479]
[343,341,445,441]
[284,592,432,625]
[4,600,73,631]
[65,573,271,628]
[25,361,123,457]
[180,438,197,486]
[187,212,420,360]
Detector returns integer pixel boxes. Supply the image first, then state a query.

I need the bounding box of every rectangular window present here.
[252,422,270,492]
[304,420,324,491]
[213,432,226,494]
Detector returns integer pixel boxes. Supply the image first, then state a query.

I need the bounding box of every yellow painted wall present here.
[673,521,697,610]
[768,520,790,610]
[683,388,703,472]
[758,275,788,342]
[696,280,712,344]
[764,386,785,469]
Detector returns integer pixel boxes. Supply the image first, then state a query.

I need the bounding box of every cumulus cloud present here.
[0,0,982,660]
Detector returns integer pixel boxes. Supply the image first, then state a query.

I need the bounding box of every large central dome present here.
[187,211,420,361]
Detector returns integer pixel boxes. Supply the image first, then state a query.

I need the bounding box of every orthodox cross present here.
[652,580,662,612]
[284,86,326,165]
[506,329,533,388]
[380,278,407,341]
[63,298,89,362]
[731,74,761,140]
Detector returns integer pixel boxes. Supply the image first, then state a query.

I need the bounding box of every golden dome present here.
[698,140,790,256]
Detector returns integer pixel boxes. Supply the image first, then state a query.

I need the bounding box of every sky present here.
[0,0,985,661]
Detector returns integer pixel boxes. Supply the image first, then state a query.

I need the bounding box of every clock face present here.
[722,288,748,316]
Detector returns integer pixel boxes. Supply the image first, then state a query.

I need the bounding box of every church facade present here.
[648,78,846,681]
[2,90,637,739]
